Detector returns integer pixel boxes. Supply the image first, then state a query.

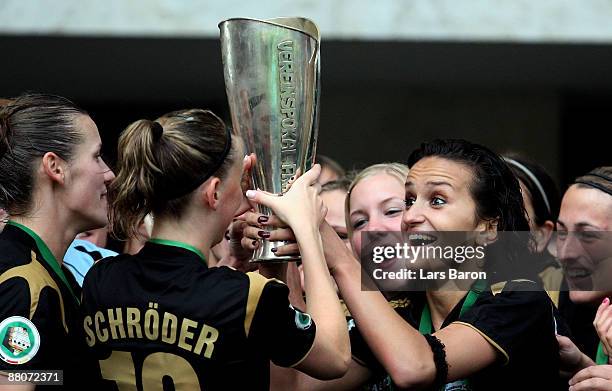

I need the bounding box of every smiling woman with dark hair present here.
[554,166,612,389]
[312,139,559,390]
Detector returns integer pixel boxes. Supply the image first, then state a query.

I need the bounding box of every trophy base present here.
[250,239,301,263]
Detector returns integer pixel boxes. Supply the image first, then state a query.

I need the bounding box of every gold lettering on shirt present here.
[83,303,219,358]
[126,307,143,339]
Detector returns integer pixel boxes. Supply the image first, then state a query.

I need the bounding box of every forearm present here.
[332,261,434,389]
[319,222,353,273]
[574,352,596,373]
[560,352,596,379]
[294,226,350,364]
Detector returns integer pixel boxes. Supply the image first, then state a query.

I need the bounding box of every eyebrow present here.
[405,180,454,189]
[350,197,404,217]
[557,220,601,230]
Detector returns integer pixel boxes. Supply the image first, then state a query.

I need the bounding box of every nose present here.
[367,215,393,232]
[101,160,116,183]
[556,232,581,265]
[401,202,425,231]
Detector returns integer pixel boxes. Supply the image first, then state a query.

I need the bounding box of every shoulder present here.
[0,251,67,335]
[82,253,131,288]
[0,246,56,298]
[464,279,554,321]
[87,252,130,273]
[245,272,288,303]
[0,232,31,274]
[484,279,552,305]
[455,279,557,364]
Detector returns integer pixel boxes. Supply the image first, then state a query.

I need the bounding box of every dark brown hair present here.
[574,166,612,197]
[0,93,87,215]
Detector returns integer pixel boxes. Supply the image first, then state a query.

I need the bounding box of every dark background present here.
[1,35,610,188]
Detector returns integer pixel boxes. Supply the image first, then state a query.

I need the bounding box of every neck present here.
[150,214,218,260]
[425,290,468,331]
[11,212,80,265]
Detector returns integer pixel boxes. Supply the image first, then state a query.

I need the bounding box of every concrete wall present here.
[2,0,612,43]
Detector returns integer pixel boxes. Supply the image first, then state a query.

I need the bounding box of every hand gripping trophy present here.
[219,17,321,262]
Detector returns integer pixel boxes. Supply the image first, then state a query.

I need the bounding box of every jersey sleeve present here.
[0,275,60,371]
[454,280,558,365]
[246,273,316,367]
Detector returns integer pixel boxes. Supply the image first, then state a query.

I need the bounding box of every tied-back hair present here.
[109,109,236,240]
[407,139,533,282]
[0,93,87,215]
[574,166,612,197]
[503,154,561,226]
[345,163,409,239]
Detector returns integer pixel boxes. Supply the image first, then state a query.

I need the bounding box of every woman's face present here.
[557,185,612,303]
[321,189,350,249]
[220,145,248,222]
[402,156,484,234]
[348,172,405,257]
[62,115,115,232]
[401,157,493,286]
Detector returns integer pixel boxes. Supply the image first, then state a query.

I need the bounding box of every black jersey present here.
[0,222,100,390]
[81,241,316,391]
[350,281,559,391]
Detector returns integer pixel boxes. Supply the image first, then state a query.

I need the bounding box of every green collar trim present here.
[417,280,486,390]
[597,342,609,365]
[148,238,207,265]
[7,221,79,304]
[419,279,486,335]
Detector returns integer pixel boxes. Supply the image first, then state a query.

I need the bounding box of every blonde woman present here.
[244,163,411,390]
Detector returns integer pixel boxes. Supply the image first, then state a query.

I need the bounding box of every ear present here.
[533,220,554,253]
[202,177,221,210]
[41,152,66,185]
[475,218,498,246]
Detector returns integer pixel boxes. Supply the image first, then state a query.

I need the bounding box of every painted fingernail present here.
[246,190,256,199]
[258,216,269,224]
[271,247,278,253]
[290,176,295,180]
[604,297,610,304]
[258,230,270,238]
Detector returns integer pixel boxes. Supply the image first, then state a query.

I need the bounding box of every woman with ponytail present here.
[80,109,349,390]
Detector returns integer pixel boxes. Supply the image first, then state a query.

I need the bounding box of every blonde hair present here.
[109,109,237,240]
[345,163,409,238]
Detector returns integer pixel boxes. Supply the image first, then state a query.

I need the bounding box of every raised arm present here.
[319,222,499,389]
[246,165,350,379]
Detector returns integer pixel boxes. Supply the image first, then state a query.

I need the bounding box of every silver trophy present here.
[219,17,321,262]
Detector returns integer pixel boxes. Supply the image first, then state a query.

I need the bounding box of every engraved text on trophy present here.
[278,40,297,192]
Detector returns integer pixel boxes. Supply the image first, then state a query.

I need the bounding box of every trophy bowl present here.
[219,17,321,262]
